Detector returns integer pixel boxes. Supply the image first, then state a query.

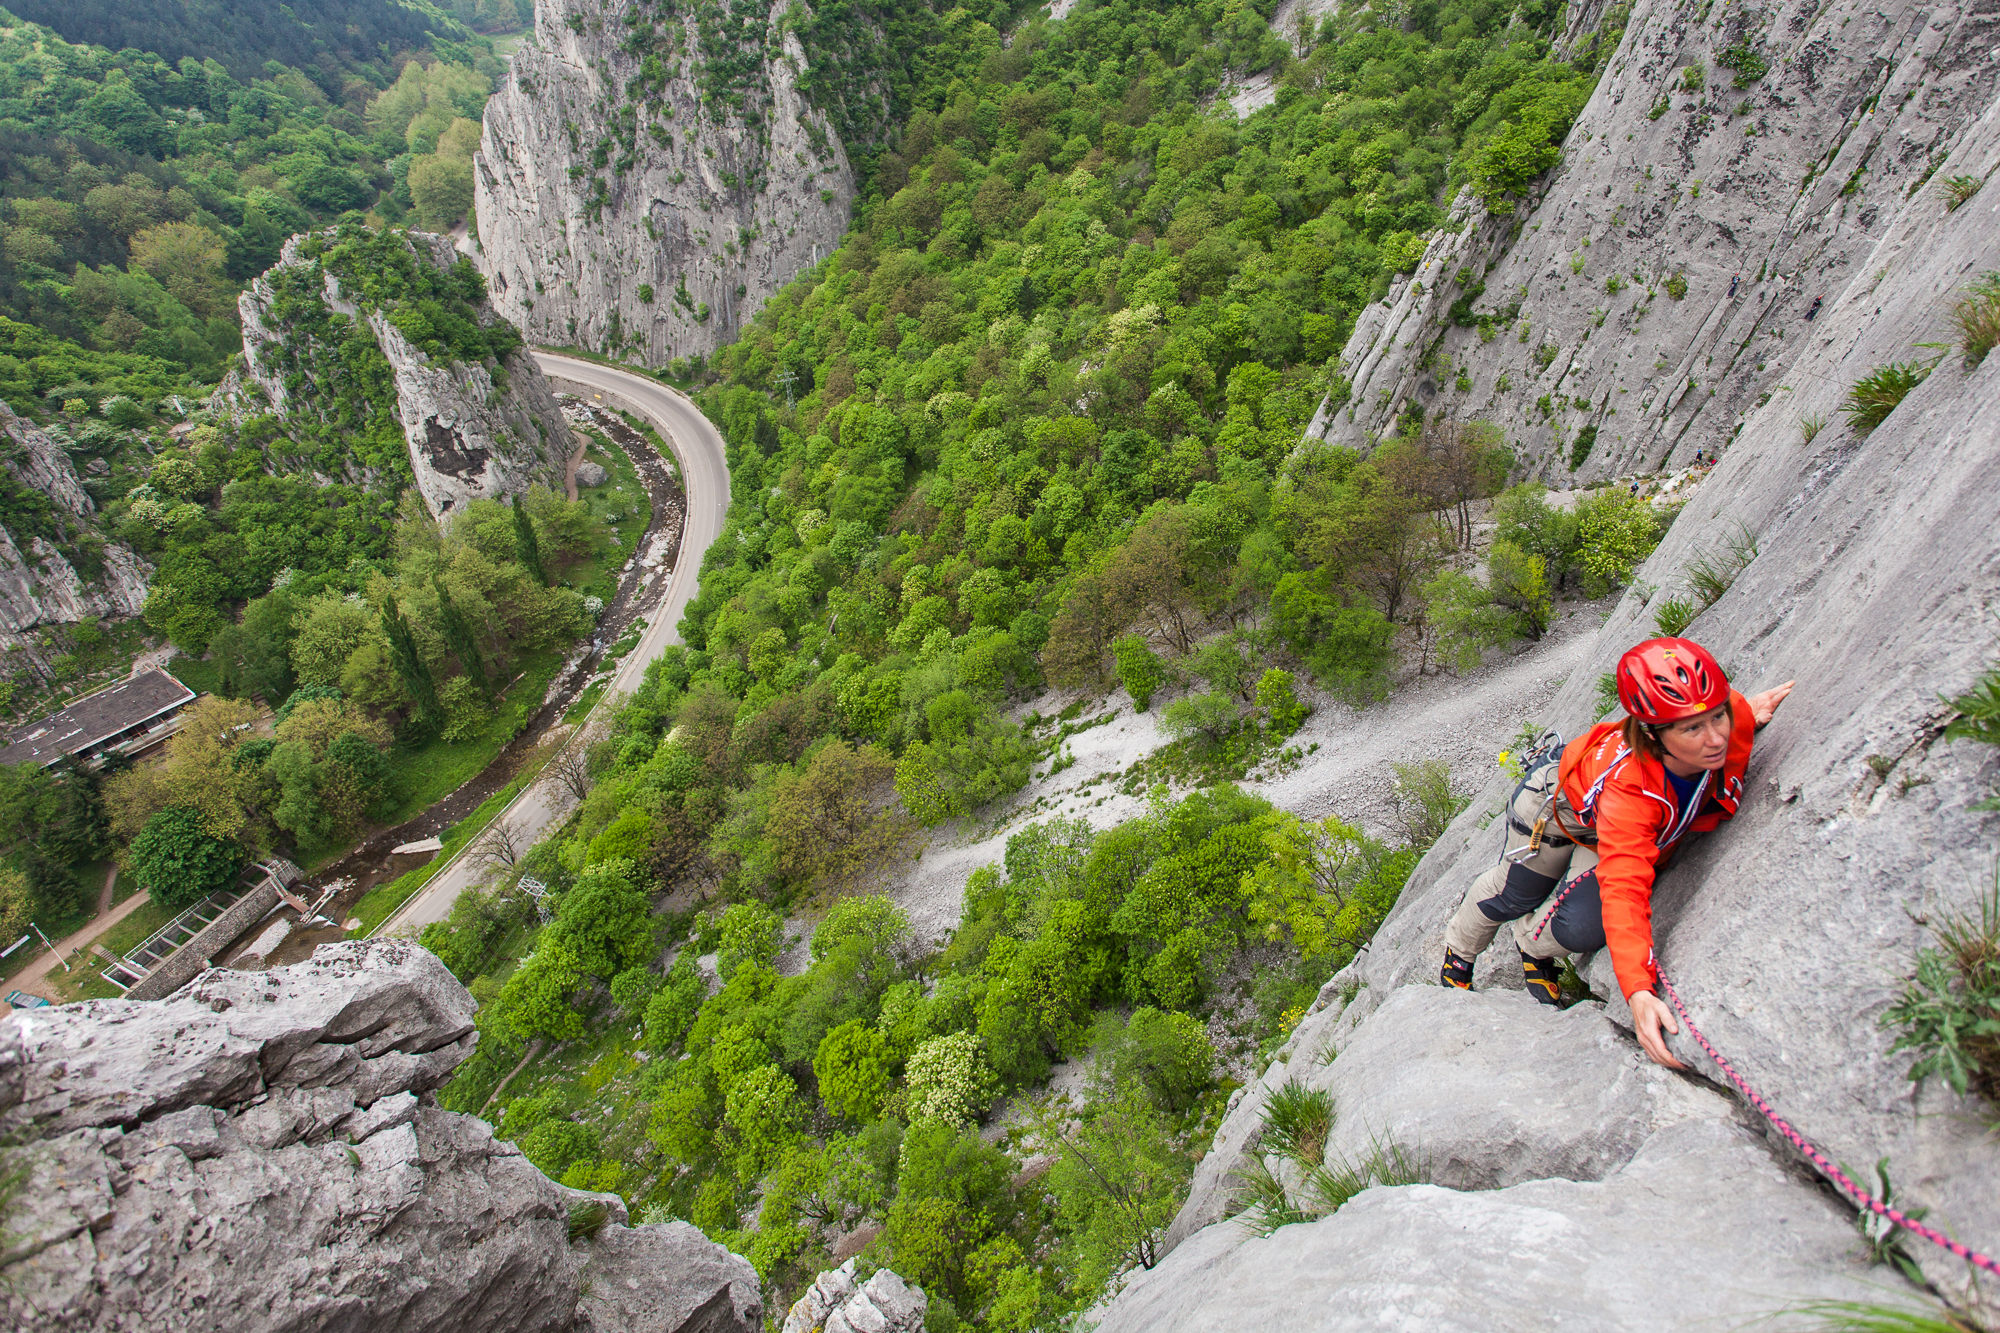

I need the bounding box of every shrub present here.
[1573,491,1663,595]
[1420,569,1511,674]
[814,1020,892,1122]
[1948,272,2000,369]
[1882,870,2000,1101]
[1664,272,1688,300]
[1799,412,1827,444]
[610,966,658,1017]
[1841,362,1932,433]
[905,1031,998,1128]
[1112,635,1165,712]
[1604,274,1625,294]
[1488,540,1553,638]
[1535,342,1559,370]
[1307,606,1396,706]
[1389,759,1468,847]
[1680,65,1704,92]
[1717,43,1768,86]
[716,901,781,979]
[1159,691,1239,749]
[1106,1007,1216,1111]
[1255,669,1309,736]
[1568,424,1598,470]
[520,1117,594,1178]
[1942,174,1982,212]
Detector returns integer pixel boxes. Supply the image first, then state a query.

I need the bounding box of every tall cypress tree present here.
[382,595,444,735]
[434,577,490,699]
[512,494,547,586]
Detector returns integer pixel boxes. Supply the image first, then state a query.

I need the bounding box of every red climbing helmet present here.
[1615,637,1729,724]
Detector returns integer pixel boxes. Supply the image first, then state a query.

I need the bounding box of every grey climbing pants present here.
[1445,760,1607,963]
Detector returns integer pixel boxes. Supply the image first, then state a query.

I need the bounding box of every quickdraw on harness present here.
[1656,966,2000,1278]
[1499,731,1594,867]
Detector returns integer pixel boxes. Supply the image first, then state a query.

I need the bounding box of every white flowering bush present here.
[905,1031,997,1129]
[794,507,826,539]
[582,595,605,618]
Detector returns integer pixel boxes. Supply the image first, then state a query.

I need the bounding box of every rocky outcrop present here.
[1104,1117,1874,1333]
[1161,987,1734,1253]
[0,940,763,1333]
[1109,23,2000,1329]
[474,0,857,367]
[781,1259,927,1333]
[1309,0,2000,483]
[0,402,152,649]
[234,232,570,517]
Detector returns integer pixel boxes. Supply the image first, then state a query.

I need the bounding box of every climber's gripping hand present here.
[1631,990,1687,1070]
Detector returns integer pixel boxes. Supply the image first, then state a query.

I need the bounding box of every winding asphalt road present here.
[373,352,730,936]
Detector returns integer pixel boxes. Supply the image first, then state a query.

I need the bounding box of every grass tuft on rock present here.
[1785,1298,1988,1333]
[1948,272,2000,370]
[1882,867,2000,1102]
[1841,362,1932,433]
[1260,1081,1335,1168]
[1942,174,1983,212]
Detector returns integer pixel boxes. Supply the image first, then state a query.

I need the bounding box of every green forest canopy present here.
[419,0,1642,1326]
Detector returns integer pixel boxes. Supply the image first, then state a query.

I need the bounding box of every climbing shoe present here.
[1519,950,1565,1007]
[1440,947,1475,990]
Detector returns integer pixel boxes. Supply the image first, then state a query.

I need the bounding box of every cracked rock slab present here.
[1100,1118,1883,1332]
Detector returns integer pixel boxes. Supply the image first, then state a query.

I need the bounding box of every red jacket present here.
[1556,689,1756,1000]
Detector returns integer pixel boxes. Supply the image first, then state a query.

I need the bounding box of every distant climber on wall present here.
[1438,639,1794,1068]
[1805,296,1823,321]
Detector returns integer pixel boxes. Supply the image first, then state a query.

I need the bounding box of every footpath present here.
[11,869,149,1002]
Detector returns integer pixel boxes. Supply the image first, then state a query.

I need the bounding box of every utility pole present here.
[774,369,796,408]
[30,921,67,971]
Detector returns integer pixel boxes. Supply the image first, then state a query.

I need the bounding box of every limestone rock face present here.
[0,402,152,641]
[1309,0,2000,483]
[0,940,763,1333]
[234,231,570,517]
[474,0,857,367]
[782,1259,927,1333]
[1122,21,2000,1328]
[1102,1118,1876,1333]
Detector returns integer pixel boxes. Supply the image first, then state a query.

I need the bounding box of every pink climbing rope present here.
[1655,967,2000,1277]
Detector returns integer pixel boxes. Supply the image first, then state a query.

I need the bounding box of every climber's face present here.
[1658,703,1731,771]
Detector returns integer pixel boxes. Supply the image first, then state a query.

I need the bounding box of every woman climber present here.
[1439,638,1794,1068]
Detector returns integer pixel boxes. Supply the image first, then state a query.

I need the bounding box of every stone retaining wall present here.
[125,881,279,1001]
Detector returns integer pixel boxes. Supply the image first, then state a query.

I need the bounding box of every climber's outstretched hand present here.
[1747,680,1795,727]
[1631,990,1687,1069]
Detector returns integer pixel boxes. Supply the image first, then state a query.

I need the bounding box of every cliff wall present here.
[233,231,570,518]
[0,401,152,659]
[0,941,764,1333]
[1099,31,2000,1332]
[474,0,858,367]
[1310,0,1999,484]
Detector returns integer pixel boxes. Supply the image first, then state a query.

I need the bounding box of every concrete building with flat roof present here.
[0,669,196,768]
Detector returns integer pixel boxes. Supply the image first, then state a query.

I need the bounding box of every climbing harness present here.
[1655,967,2000,1277]
[1499,732,1589,866]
